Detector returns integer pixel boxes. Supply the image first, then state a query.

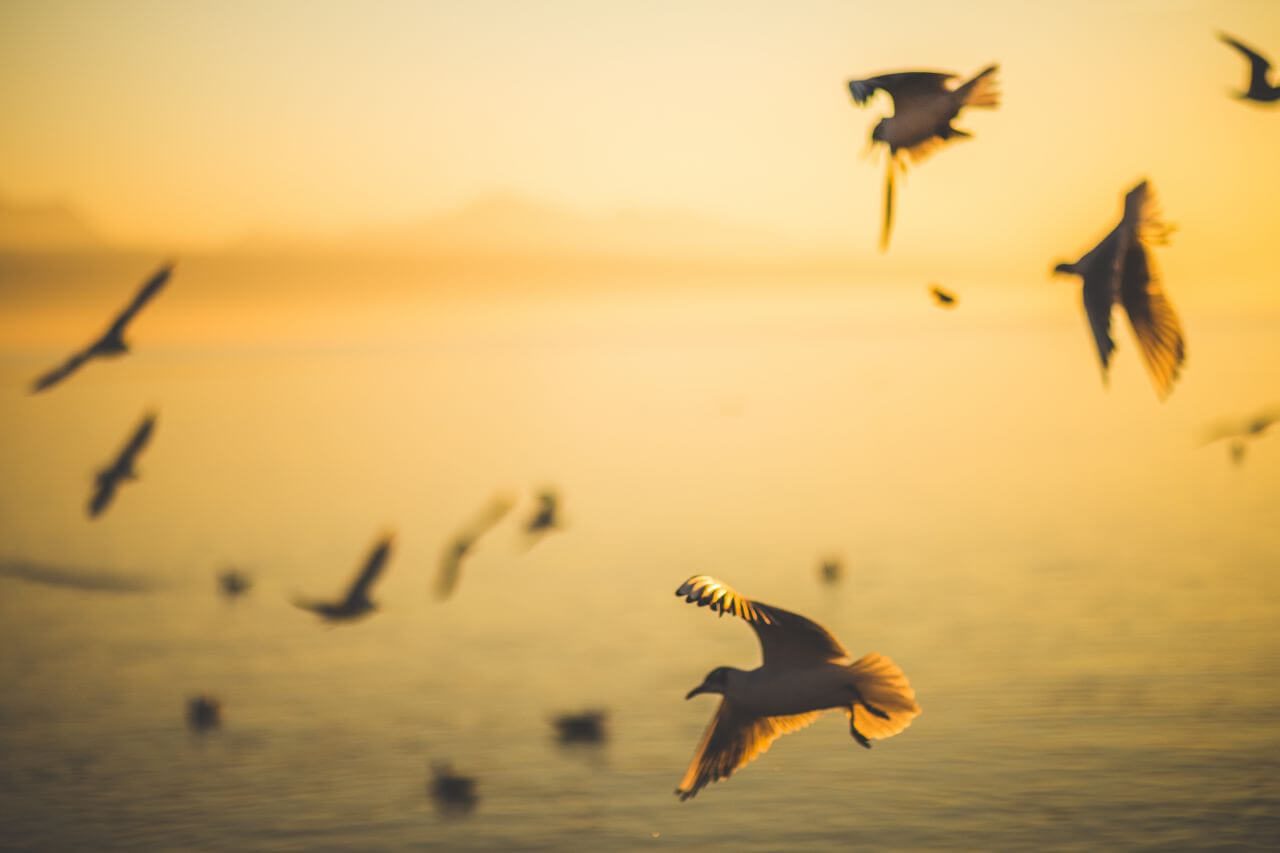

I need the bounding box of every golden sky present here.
[2,0,1278,288]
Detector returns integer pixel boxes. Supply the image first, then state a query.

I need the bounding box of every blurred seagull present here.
[435,494,514,600]
[673,575,920,801]
[430,762,479,814]
[1219,33,1280,103]
[553,709,608,744]
[186,694,222,732]
[30,262,172,394]
[1053,180,1185,399]
[818,557,843,585]
[88,411,157,518]
[218,568,252,599]
[1200,407,1279,465]
[847,65,999,249]
[293,533,393,622]
[521,489,561,546]
[929,284,958,308]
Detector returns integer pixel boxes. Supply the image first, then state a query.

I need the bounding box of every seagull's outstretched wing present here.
[1115,184,1183,399]
[30,347,95,393]
[675,699,822,801]
[435,495,513,600]
[847,71,954,111]
[1219,33,1272,85]
[103,263,172,342]
[676,575,849,667]
[346,534,393,604]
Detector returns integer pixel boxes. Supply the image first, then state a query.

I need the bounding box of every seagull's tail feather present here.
[956,64,1000,109]
[845,653,921,741]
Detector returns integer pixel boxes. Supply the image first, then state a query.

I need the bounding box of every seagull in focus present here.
[673,576,920,801]
[553,709,608,744]
[1219,33,1280,103]
[88,411,157,518]
[1200,407,1279,465]
[847,65,999,250]
[30,262,172,394]
[436,494,514,599]
[522,489,561,545]
[1053,180,1185,399]
[430,762,479,814]
[293,533,393,622]
[929,285,958,308]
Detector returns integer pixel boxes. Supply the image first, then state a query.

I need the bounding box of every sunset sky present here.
[2,1,1278,291]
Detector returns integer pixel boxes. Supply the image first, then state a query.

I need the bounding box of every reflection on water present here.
[1,257,1278,848]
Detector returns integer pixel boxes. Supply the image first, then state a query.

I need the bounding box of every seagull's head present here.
[1052,261,1076,278]
[686,666,734,700]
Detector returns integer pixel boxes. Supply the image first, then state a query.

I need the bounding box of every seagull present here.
[430,762,479,814]
[847,65,999,250]
[435,494,514,600]
[217,568,253,599]
[1200,407,1278,465]
[673,575,920,801]
[88,411,157,518]
[929,285,958,308]
[553,709,608,744]
[1053,180,1185,399]
[186,694,222,732]
[522,489,561,545]
[293,533,393,622]
[1219,33,1280,103]
[30,262,172,394]
[818,558,843,585]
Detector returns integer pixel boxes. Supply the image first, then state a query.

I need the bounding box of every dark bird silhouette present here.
[929,285,958,308]
[30,262,173,394]
[88,412,157,518]
[1219,33,1280,103]
[430,762,479,815]
[673,576,920,801]
[293,533,393,622]
[522,489,561,545]
[186,694,222,731]
[1201,407,1278,465]
[847,66,999,250]
[436,494,514,600]
[553,709,608,744]
[218,568,252,599]
[1053,180,1185,399]
[818,558,843,585]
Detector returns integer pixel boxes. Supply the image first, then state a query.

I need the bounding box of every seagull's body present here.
[430,762,479,814]
[294,533,393,622]
[847,66,999,249]
[1201,407,1278,465]
[218,569,252,599]
[187,694,222,731]
[930,285,958,308]
[1219,33,1280,103]
[819,558,842,584]
[30,263,172,393]
[674,576,920,801]
[436,495,514,599]
[553,709,608,744]
[1054,180,1185,399]
[88,412,157,518]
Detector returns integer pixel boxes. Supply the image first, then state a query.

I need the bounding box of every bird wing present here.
[1219,33,1272,84]
[87,475,118,518]
[1118,240,1184,399]
[675,698,822,800]
[676,575,850,667]
[848,71,954,112]
[102,263,172,342]
[435,540,468,600]
[29,346,95,393]
[346,534,393,603]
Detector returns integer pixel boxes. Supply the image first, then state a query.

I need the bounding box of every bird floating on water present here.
[673,575,920,800]
[430,762,479,814]
[436,494,514,600]
[1219,33,1280,103]
[186,694,222,732]
[218,568,253,599]
[1200,407,1278,465]
[1053,180,1185,400]
[553,709,608,744]
[847,65,999,250]
[293,533,393,622]
[30,262,172,394]
[929,285,958,308]
[88,411,157,518]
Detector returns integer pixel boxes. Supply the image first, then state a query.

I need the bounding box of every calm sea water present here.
[1,254,1278,850]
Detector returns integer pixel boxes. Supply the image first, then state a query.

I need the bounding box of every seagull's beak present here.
[685,683,707,700]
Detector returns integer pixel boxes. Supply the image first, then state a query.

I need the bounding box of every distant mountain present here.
[0,193,101,250]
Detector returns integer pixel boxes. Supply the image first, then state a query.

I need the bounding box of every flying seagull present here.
[1219,33,1280,103]
[1200,407,1279,465]
[521,489,561,546]
[929,284,958,308]
[1054,180,1185,399]
[88,411,157,518]
[30,262,173,394]
[673,575,920,801]
[435,494,514,600]
[847,65,999,250]
[293,533,393,622]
